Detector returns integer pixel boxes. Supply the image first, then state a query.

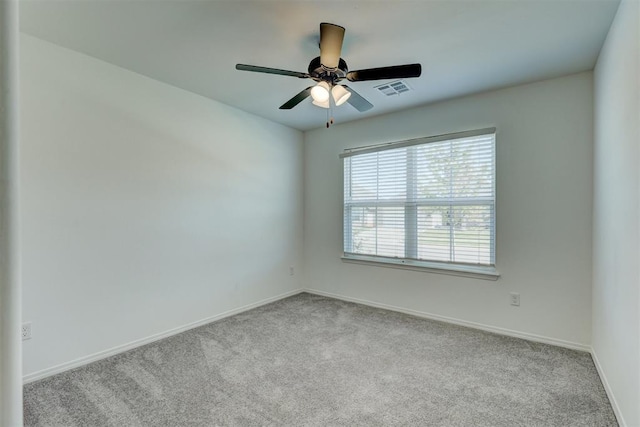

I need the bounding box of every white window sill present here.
[341,254,500,281]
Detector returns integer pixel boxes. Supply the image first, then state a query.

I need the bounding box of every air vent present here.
[374,80,411,96]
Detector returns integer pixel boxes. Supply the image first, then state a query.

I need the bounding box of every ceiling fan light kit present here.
[331,85,351,106]
[310,81,331,103]
[312,99,330,109]
[310,84,351,109]
[236,22,422,127]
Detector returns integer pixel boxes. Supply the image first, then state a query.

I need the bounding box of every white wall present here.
[304,72,594,348]
[20,34,304,378]
[592,0,640,425]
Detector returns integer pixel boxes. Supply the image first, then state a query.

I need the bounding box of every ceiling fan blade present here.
[346,64,422,82]
[279,87,313,109]
[343,86,373,112]
[319,23,345,69]
[236,64,309,79]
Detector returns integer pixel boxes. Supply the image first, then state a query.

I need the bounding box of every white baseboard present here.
[304,288,591,352]
[590,348,627,427]
[309,289,628,424]
[23,289,304,384]
[25,287,625,425]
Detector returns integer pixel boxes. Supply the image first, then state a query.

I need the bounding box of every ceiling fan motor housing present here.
[308,56,348,83]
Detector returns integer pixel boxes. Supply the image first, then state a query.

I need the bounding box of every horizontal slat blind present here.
[344,131,495,267]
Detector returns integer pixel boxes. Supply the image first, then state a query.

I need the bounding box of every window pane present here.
[343,130,496,268]
[350,206,377,254]
[451,205,493,265]
[376,207,405,258]
[415,143,452,199]
[349,206,404,258]
[415,135,494,201]
[348,150,406,201]
[349,153,379,201]
[377,149,407,200]
[451,137,494,199]
[417,206,451,262]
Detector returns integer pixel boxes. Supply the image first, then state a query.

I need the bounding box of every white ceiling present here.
[20,0,619,131]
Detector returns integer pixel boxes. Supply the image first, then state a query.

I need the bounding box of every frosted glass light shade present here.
[312,99,330,109]
[332,85,351,106]
[310,81,331,102]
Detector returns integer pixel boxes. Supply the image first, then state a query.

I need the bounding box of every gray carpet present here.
[24,293,617,426]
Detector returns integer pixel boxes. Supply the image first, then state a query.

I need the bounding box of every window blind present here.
[343,129,496,268]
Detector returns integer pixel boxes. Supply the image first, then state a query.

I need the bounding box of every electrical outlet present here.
[510,293,520,306]
[289,266,295,276]
[21,322,32,340]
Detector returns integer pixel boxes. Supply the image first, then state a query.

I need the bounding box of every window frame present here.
[341,128,499,280]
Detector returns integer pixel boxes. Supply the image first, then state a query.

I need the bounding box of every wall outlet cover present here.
[510,293,520,306]
[22,322,33,340]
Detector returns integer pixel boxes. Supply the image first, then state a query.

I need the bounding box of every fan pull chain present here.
[330,93,335,125]
[326,90,335,128]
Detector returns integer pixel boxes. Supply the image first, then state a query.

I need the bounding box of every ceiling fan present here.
[236,23,422,122]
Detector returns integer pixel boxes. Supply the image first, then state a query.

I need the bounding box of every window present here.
[342,128,497,278]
